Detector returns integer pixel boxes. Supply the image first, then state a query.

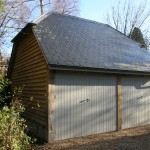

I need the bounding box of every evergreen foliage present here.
[0,75,11,108]
[130,27,147,49]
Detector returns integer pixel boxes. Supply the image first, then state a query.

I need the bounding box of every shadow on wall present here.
[122,77,150,129]
[55,75,117,140]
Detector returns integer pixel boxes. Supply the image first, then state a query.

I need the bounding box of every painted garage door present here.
[55,73,117,140]
[122,77,150,129]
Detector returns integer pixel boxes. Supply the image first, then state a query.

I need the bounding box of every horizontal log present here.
[13,64,47,76]
[16,51,43,65]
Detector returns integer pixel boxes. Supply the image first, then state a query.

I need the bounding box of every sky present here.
[80,0,112,23]
[31,0,113,23]
[80,0,148,23]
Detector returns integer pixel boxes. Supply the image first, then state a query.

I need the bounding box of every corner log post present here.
[48,70,56,142]
[117,76,122,130]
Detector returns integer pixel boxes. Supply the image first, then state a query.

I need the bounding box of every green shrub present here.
[0,90,33,150]
[0,75,11,108]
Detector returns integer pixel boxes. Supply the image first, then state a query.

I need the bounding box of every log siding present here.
[10,30,49,140]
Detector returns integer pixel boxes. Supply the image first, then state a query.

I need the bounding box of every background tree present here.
[0,0,80,59]
[130,27,147,48]
[52,0,80,15]
[39,0,44,14]
[0,0,80,40]
[105,0,150,48]
[31,0,80,16]
[0,0,31,41]
[0,0,32,74]
[30,0,51,15]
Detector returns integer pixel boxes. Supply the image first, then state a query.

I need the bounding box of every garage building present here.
[8,12,150,142]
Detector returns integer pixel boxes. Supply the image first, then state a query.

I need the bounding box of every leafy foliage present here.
[130,27,147,49]
[0,0,4,12]
[0,74,11,108]
[0,88,34,150]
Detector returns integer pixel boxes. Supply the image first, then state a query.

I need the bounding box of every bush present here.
[0,74,11,108]
[0,89,34,150]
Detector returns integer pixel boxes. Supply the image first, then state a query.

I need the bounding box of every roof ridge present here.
[32,11,107,26]
[52,12,107,26]
[32,11,147,50]
[32,11,52,24]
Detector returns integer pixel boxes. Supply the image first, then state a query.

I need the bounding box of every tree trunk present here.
[40,0,44,15]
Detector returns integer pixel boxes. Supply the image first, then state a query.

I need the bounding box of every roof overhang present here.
[49,64,150,76]
[11,22,36,43]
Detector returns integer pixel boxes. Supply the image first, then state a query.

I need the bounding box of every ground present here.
[39,125,150,150]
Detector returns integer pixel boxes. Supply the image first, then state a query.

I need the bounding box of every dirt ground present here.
[38,125,150,150]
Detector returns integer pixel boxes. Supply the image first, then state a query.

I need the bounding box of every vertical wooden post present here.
[117,76,122,130]
[48,70,56,142]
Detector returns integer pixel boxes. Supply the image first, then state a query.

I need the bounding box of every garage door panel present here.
[55,74,117,140]
[122,77,150,129]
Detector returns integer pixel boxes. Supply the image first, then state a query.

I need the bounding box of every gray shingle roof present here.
[32,12,150,73]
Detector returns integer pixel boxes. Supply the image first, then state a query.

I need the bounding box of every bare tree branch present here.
[51,0,80,16]
[0,0,30,39]
[105,0,150,37]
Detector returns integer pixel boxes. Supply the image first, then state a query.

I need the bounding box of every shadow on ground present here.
[38,125,150,150]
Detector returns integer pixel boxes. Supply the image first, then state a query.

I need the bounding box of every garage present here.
[122,77,150,129]
[55,73,117,140]
[9,12,150,142]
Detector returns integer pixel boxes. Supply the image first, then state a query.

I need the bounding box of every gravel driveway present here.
[40,125,150,150]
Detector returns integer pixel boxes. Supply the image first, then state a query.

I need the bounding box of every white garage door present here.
[122,77,150,129]
[55,73,117,140]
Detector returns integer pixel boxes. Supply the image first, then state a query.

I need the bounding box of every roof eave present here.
[49,64,150,76]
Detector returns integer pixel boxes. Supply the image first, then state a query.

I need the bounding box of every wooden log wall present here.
[11,30,49,128]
